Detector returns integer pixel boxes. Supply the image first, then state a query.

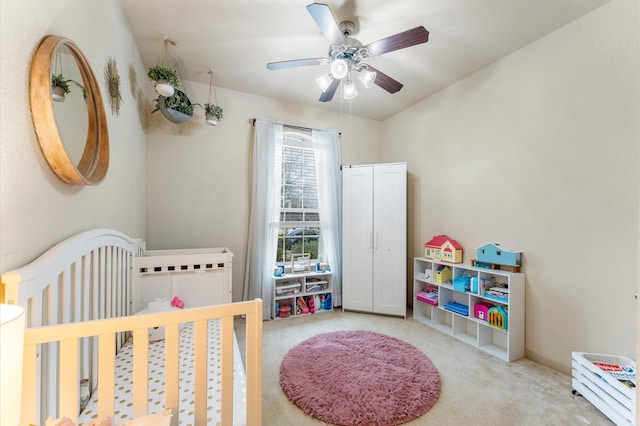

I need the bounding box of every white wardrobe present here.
[342,162,406,317]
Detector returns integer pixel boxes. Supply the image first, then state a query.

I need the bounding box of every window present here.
[275,133,321,263]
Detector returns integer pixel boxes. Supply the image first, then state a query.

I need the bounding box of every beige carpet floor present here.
[235,309,614,425]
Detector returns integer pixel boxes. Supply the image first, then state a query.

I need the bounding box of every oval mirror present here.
[30,35,109,185]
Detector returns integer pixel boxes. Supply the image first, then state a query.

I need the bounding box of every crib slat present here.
[220,316,234,426]
[97,333,116,418]
[62,265,72,324]
[245,304,263,426]
[73,259,82,322]
[105,247,112,318]
[164,323,180,412]
[193,319,208,425]
[59,338,80,422]
[132,328,149,418]
[21,343,39,425]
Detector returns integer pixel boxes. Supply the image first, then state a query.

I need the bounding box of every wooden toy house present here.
[424,234,463,263]
[476,243,522,267]
[435,265,451,284]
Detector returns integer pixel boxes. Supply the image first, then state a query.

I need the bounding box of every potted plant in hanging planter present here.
[203,103,223,126]
[153,89,193,123]
[51,74,71,102]
[147,65,179,97]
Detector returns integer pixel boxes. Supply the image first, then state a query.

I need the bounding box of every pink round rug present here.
[280,330,441,425]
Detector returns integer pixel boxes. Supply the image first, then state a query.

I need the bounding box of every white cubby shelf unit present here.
[413,257,525,362]
[272,270,333,319]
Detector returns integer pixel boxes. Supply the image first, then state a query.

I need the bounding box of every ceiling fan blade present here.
[364,26,429,57]
[306,3,345,45]
[266,58,325,71]
[319,78,340,102]
[365,65,403,94]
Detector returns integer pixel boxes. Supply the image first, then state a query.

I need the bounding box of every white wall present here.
[383,0,639,373]
[0,0,148,273]
[144,82,382,302]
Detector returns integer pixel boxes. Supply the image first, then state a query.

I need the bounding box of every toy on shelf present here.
[488,306,508,330]
[435,265,451,284]
[424,234,463,263]
[416,288,438,306]
[472,243,522,272]
[484,285,509,302]
[278,304,292,318]
[444,301,469,316]
[297,296,310,314]
[453,276,471,292]
[474,302,493,321]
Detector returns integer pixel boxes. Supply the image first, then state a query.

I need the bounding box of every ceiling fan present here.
[266,2,429,102]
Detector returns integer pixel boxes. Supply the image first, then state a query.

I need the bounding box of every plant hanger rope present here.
[158,37,177,70]
[208,69,218,106]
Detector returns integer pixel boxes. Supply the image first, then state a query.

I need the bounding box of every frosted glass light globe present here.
[330,59,349,79]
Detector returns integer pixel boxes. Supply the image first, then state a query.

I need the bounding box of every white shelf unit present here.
[272,270,333,319]
[412,257,525,361]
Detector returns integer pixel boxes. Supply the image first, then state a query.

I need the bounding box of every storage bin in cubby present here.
[275,282,301,296]
[305,279,328,293]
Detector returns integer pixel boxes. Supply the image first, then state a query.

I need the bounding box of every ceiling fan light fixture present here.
[343,79,358,99]
[358,69,377,89]
[330,58,349,79]
[315,74,334,92]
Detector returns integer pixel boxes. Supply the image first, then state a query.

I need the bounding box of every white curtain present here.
[243,118,283,319]
[312,129,342,306]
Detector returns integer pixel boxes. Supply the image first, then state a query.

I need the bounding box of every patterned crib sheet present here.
[78,319,247,426]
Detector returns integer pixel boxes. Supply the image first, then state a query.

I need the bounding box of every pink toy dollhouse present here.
[424,234,463,263]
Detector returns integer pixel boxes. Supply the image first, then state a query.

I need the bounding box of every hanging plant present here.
[51,73,71,101]
[153,89,193,123]
[147,39,180,97]
[147,65,179,97]
[203,103,223,126]
[202,69,223,126]
[147,65,179,86]
[51,74,71,93]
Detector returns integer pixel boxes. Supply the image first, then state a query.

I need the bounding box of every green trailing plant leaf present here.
[51,74,71,94]
[147,65,179,88]
[203,103,224,120]
[153,90,193,116]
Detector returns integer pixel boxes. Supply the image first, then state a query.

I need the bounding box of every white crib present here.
[1,228,262,426]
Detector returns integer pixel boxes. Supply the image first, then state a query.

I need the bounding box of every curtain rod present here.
[251,118,341,136]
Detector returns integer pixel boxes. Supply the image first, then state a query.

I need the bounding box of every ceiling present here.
[120,0,608,121]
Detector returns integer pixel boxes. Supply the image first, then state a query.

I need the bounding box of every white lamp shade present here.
[315,74,333,92]
[330,59,349,80]
[1,304,25,426]
[358,69,377,89]
[343,79,358,100]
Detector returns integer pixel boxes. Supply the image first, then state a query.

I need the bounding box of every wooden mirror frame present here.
[30,35,109,185]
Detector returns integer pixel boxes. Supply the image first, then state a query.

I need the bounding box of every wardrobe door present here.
[342,165,374,312]
[372,163,406,316]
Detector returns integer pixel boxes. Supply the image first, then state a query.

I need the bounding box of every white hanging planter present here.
[205,113,219,126]
[155,80,175,97]
[52,85,66,102]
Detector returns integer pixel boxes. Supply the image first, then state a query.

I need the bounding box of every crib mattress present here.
[78,319,247,426]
